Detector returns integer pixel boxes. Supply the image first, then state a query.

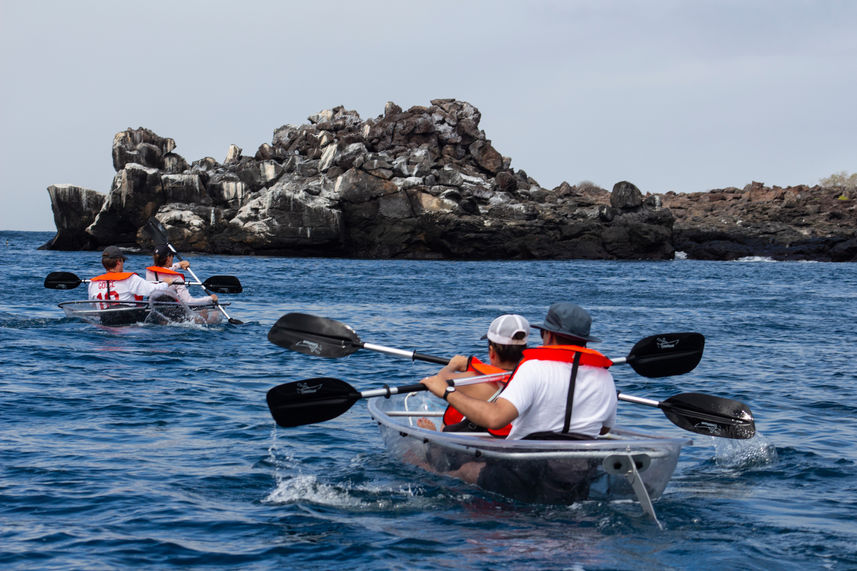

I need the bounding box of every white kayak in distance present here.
[45,271,243,326]
[367,391,690,518]
[57,295,228,326]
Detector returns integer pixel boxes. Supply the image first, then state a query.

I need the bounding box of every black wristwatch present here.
[442,385,456,401]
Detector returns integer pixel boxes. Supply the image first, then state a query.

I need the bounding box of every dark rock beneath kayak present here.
[41,101,857,261]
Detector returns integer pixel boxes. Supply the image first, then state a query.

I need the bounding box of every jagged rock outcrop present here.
[41,99,675,260]
[44,185,106,250]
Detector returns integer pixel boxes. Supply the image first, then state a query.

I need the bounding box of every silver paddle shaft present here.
[359,372,509,399]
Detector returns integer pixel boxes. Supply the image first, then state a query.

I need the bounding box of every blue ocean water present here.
[1,230,855,569]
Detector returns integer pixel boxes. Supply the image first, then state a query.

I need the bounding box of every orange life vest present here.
[485,345,612,437]
[91,272,136,281]
[146,266,185,280]
[442,357,509,428]
[517,345,613,370]
[90,272,143,301]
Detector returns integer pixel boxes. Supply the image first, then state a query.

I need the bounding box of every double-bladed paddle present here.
[267,312,705,378]
[44,271,242,294]
[265,313,754,438]
[145,217,244,324]
[265,375,756,439]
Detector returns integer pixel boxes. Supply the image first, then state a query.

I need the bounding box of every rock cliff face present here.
[662,183,857,261]
[41,99,857,261]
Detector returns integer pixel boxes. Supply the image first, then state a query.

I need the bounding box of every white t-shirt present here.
[146,267,213,305]
[498,359,617,439]
[87,273,170,302]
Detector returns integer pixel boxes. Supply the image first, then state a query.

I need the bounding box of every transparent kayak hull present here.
[58,298,227,326]
[367,392,690,505]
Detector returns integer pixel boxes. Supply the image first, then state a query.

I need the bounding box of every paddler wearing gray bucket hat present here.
[420,301,616,449]
[531,302,602,344]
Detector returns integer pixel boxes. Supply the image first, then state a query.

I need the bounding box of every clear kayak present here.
[367,391,690,520]
[58,292,227,326]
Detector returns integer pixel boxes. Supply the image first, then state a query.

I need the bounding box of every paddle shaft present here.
[366,374,744,425]
[267,313,703,378]
[150,219,242,324]
[357,341,688,375]
[362,342,449,365]
[266,374,754,438]
[362,374,723,403]
[46,272,205,290]
[45,270,238,301]
[617,393,661,408]
[360,372,508,398]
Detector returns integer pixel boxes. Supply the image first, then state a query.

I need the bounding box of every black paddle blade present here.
[44,271,82,289]
[202,275,243,294]
[268,313,362,358]
[662,392,755,439]
[145,217,169,242]
[145,217,181,257]
[626,332,705,377]
[266,377,361,427]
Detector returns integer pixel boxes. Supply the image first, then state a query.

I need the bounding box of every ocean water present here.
[1,230,855,570]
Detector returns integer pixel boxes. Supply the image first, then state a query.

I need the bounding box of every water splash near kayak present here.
[713,432,778,469]
[263,430,364,507]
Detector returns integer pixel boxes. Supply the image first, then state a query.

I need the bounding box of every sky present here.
[1,0,855,231]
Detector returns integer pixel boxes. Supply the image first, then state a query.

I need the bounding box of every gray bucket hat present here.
[101,245,127,260]
[531,302,602,343]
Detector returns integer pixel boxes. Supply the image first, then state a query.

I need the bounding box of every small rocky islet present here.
[42,99,857,262]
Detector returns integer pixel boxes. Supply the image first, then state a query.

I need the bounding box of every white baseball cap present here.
[481,314,530,345]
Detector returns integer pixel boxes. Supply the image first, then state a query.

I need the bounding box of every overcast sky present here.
[1,0,855,231]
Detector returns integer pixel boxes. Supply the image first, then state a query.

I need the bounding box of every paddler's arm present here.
[131,274,176,297]
[432,355,474,380]
[420,374,518,430]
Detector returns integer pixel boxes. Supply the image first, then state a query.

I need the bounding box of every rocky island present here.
[43,99,857,262]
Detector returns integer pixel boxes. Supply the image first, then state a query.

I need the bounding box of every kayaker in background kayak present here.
[417,314,529,432]
[87,246,176,302]
[146,244,218,306]
[420,302,617,440]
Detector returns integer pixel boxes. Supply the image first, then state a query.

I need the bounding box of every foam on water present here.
[713,432,779,469]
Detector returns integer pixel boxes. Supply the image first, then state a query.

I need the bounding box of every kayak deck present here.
[367,392,690,511]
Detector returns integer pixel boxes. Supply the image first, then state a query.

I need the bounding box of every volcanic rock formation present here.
[42,99,857,261]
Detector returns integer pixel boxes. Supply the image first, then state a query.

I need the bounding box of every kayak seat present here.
[522,431,594,441]
[442,419,489,433]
